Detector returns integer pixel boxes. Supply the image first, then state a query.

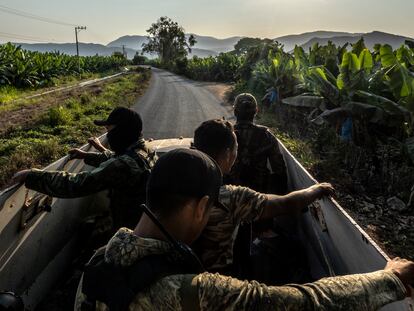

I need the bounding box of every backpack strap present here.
[82,249,203,311]
[180,274,200,311]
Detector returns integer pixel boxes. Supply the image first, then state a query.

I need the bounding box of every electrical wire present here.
[0,4,78,27]
[0,31,57,43]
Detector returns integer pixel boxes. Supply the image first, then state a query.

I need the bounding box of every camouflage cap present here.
[234,93,258,113]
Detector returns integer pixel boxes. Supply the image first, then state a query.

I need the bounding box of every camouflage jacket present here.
[25,138,157,229]
[230,121,287,194]
[195,184,267,270]
[74,228,406,311]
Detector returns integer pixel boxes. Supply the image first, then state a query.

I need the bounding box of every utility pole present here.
[75,26,87,74]
[122,45,127,58]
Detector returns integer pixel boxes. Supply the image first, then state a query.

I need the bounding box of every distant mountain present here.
[9,41,217,60]
[107,35,147,51]
[300,31,414,51]
[274,31,362,52]
[7,31,414,61]
[15,42,137,58]
[187,34,242,53]
[107,34,241,56]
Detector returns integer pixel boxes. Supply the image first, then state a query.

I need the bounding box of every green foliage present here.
[233,37,273,55]
[43,106,73,126]
[112,51,126,59]
[132,53,148,65]
[0,72,150,187]
[0,43,129,89]
[184,53,243,82]
[251,51,299,98]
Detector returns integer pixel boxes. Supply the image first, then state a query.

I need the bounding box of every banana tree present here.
[282,48,411,141]
[380,44,414,113]
[250,50,300,99]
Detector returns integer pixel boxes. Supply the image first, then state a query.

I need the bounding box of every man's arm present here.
[68,148,114,167]
[260,183,334,219]
[194,258,412,311]
[23,157,131,198]
[83,150,114,167]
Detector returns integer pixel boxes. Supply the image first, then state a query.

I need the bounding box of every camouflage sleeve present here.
[25,157,131,198]
[195,270,406,311]
[220,185,267,223]
[84,150,114,167]
[266,130,287,179]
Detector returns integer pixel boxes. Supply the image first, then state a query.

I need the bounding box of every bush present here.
[132,53,148,65]
[43,106,72,126]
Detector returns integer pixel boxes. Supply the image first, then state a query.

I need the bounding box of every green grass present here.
[257,109,320,170]
[0,68,151,188]
[0,71,117,109]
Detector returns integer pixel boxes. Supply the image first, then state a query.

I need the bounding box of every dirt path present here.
[133,68,234,139]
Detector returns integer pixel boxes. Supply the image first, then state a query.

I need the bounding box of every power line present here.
[0,4,78,27]
[0,31,57,43]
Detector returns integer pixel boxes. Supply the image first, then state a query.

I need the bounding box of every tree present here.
[142,16,196,66]
[112,51,126,59]
[132,53,148,65]
[233,37,273,55]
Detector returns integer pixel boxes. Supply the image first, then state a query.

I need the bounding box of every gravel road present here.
[133,67,234,139]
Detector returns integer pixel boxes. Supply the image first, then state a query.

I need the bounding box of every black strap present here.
[180,275,200,311]
[82,250,202,311]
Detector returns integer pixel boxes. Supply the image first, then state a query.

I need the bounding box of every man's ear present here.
[225,148,232,162]
[195,195,210,222]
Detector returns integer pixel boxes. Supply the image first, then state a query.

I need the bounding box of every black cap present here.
[147,148,222,204]
[0,292,24,311]
[94,107,143,131]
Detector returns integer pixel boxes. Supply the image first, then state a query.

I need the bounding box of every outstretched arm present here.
[194,258,411,311]
[13,158,130,198]
[260,183,334,219]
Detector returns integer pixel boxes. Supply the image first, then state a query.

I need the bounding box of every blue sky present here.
[0,0,412,44]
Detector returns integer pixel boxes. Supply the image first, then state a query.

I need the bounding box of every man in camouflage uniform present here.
[230,93,287,194]
[12,107,156,229]
[193,119,332,276]
[74,148,412,311]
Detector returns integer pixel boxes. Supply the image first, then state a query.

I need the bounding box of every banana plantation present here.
[0,43,129,88]
[179,39,414,147]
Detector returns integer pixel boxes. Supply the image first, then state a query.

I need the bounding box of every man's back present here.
[231,122,287,194]
[25,138,157,229]
[75,228,406,311]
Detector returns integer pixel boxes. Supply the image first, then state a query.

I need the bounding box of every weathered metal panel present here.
[0,137,411,310]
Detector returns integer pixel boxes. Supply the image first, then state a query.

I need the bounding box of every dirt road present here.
[133,67,234,139]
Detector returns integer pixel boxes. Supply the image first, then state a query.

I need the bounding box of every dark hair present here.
[147,194,197,220]
[234,109,256,122]
[193,119,236,160]
[147,194,217,220]
[146,148,222,220]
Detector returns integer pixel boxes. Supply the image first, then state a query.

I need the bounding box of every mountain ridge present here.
[5,30,413,59]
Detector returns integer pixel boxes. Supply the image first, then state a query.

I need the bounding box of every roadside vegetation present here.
[0,67,151,188]
[0,43,129,89]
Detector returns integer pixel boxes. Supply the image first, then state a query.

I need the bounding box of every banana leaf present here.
[282,95,325,108]
[355,90,411,118]
[311,102,386,126]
